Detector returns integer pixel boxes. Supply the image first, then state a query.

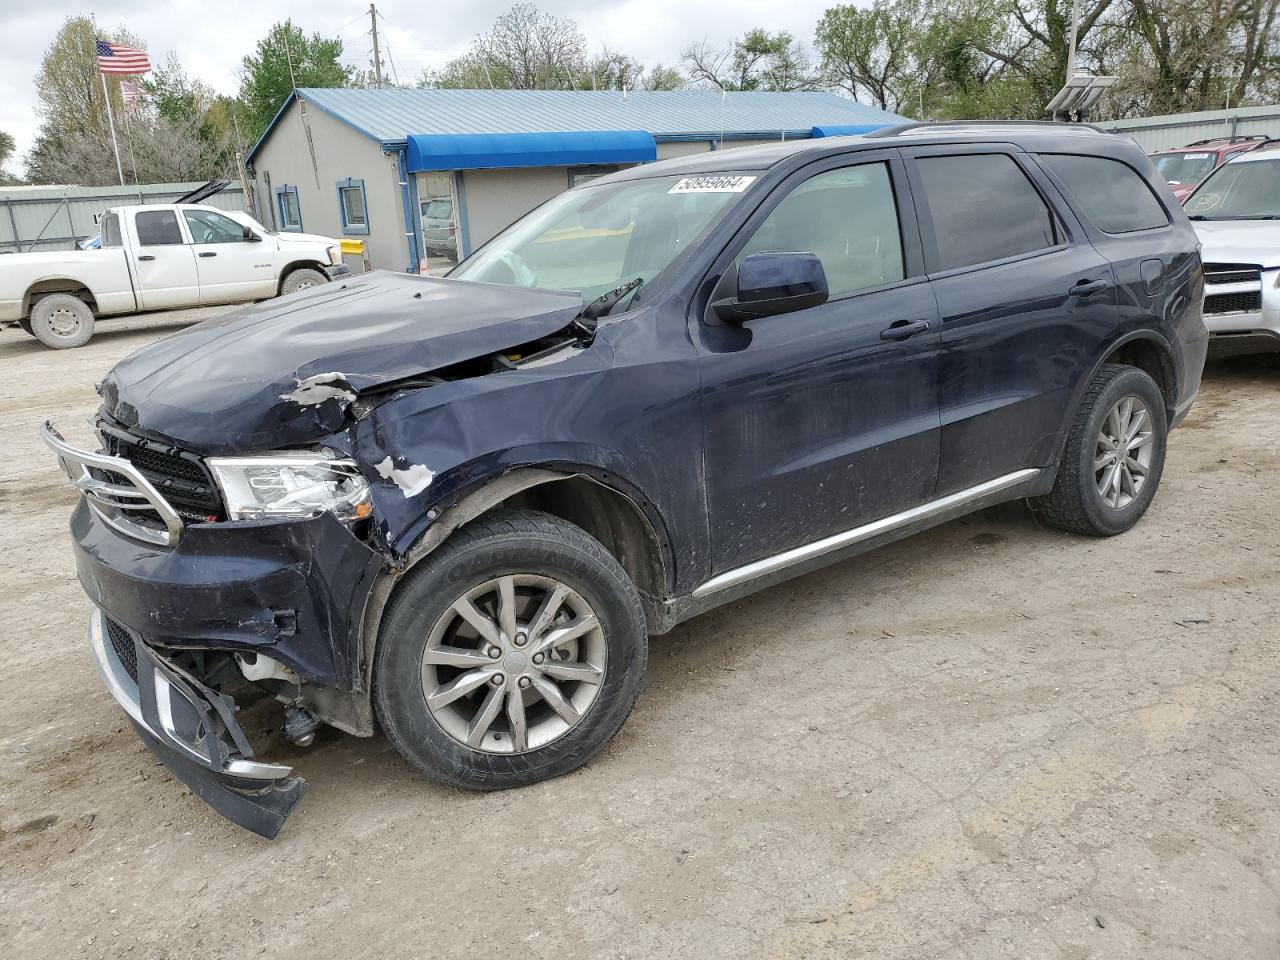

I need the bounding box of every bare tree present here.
[683,30,816,91]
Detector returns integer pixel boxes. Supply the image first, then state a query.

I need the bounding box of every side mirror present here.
[713,252,829,323]
[243,226,261,242]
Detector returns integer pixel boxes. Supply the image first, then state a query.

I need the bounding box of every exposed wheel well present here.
[497,476,669,604]
[24,280,97,317]
[1102,337,1175,418]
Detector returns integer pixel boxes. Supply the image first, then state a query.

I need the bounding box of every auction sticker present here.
[668,175,757,194]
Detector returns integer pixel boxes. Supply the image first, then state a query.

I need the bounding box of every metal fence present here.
[1100,103,1280,152]
[0,182,246,254]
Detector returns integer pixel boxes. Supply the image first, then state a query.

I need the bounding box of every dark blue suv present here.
[44,122,1206,836]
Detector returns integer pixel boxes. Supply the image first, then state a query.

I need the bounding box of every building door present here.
[418,172,459,273]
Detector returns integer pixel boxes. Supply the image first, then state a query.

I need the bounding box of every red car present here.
[1148,136,1269,202]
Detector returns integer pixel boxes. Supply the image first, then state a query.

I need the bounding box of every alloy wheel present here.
[1094,395,1154,509]
[420,575,606,754]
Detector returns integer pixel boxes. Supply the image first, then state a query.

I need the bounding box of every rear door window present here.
[1039,154,1169,234]
[914,154,1059,271]
[135,210,184,246]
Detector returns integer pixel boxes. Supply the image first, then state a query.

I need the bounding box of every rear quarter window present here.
[1039,154,1169,234]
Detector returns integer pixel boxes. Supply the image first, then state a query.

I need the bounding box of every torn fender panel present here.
[70,500,386,689]
[97,271,584,455]
[351,307,715,595]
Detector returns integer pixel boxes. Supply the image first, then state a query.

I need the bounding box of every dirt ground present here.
[1,308,1278,960]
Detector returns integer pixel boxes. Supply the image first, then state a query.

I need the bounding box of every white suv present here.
[1185,143,1280,354]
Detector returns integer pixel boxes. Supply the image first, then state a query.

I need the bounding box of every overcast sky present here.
[1,0,837,178]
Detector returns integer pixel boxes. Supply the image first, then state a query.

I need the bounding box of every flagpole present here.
[100,71,125,186]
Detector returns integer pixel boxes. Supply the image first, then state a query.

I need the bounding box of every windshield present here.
[1151,152,1217,185]
[1185,157,1280,219]
[449,173,754,302]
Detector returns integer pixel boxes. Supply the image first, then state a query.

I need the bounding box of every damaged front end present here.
[90,609,305,839]
[43,273,613,837]
[45,422,386,837]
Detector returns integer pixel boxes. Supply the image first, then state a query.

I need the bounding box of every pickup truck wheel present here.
[29,293,95,349]
[280,268,327,296]
[1031,363,1167,537]
[374,509,648,790]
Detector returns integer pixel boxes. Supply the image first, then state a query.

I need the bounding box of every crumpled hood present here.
[1192,219,1280,268]
[99,270,583,454]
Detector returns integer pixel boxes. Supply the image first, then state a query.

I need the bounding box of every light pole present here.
[1065,0,1081,84]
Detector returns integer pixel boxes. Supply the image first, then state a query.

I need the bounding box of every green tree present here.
[816,0,925,112]
[237,20,352,142]
[682,30,816,91]
[0,131,14,168]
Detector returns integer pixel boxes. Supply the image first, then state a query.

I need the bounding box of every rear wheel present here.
[374,510,647,789]
[1032,363,1167,536]
[28,293,95,349]
[280,268,327,296]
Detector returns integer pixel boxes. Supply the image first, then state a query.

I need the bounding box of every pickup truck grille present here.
[1204,291,1262,315]
[1203,263,1262,285]
[98,421,225,523]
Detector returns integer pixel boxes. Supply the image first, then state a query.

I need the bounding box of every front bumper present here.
[90,607,305,838]
[325,263,351,279]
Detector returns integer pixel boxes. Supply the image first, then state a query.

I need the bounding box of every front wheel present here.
[374,510,648,790]
[1031,363,1168,536]
[280,267,327,296]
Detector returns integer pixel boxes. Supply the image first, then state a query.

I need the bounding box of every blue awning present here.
[406,129,657,172]
[810,124,889,138]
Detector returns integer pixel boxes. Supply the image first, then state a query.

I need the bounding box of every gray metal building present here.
[244,88,904,274]
[1101,103,1280,151]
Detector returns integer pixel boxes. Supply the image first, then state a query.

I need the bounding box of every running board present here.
[692,468,1043,598]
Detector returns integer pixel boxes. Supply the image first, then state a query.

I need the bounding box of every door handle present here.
[1069,278,1106,296]
[199,251,217,258]
[880,318,931,341]
[137,254,155,261]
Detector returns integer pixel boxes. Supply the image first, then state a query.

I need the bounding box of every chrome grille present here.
[42,422,185,546]
[1203,263,1262,285]
[1204,291,1262,315]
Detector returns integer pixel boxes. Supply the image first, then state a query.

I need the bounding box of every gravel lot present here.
[1,308,1278,959]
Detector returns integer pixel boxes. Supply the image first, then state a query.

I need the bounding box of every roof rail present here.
[1184,134,1269,147]
[864,119,1109,138]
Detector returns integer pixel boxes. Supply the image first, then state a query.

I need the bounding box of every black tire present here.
[28,293,95,349]
[279,267,327,296]
[374,509,648,790]
[1031,363,1168,536]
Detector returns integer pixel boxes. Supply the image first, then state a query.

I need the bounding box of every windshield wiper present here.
[576,277,644,331]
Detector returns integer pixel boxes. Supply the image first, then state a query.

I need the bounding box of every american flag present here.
[121,81,143,112]
[96,40,151,75]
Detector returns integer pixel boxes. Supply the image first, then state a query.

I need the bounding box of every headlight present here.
[327,245,341,266]
[207,453,371,522]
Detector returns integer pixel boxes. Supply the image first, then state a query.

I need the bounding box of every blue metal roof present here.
[811,123,891,137]
[247,88,905,164]
[407,129,656,172]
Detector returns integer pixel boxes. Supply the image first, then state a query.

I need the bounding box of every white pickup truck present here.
[0,204,348,348]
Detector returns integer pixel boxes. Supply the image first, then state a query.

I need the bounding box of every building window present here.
[337,178,370,235]
[276,185,302,232]
[569,166,619,188]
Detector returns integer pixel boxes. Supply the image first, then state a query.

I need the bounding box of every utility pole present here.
[1065,0,1081,84]
[369,3,385,88]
